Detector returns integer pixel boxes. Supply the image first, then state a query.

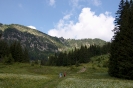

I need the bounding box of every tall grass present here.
[57,78,133,88]
[0,55,133,88]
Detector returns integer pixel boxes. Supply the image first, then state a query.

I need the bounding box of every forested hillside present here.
[48,42,110,66]
[0,23,106,61]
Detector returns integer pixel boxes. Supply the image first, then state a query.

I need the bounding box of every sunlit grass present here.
[0,77,50,88]
[0,73,49,80]
[0,55,133,88]
[57,78,133,88]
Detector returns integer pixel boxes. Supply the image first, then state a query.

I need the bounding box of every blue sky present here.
[0,0,120,41]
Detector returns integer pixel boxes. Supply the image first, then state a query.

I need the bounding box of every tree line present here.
[48,43,110,66]
[109,0,133,79]
[0,32,29,64]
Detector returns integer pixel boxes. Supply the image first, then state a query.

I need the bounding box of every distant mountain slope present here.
[66,38,106,49]
[0,23,106,60]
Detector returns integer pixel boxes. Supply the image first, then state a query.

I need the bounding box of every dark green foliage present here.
[75,61,80,67]
[0,30,2,39]
[30,60,35,66]
[91,54,109,68]
[23,48,29,62]
[101,42,111,54]
[16,42,23,62]
[48,43,110,66]
[10,41,20,62]
[0,31,30,64]
[2,26,59,62]
[0,40,10,60]
[109,0,133,79]
[114,0,125,27]
[10,41,29,63]
[3,54,14,64]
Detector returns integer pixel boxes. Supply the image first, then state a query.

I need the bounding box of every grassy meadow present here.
[0,55,133,88]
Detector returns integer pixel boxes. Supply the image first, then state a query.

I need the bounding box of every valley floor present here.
[0,63,133,88]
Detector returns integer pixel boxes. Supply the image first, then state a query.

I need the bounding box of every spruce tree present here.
[23,47,29,62]
[10,41,18,62]
[109,0,133,79]
[0,31,2,39]
[4,54,14,64]
[0,40,10,59]
[16,42,23,62]
[10,41,23,62]
[114,0,125,28]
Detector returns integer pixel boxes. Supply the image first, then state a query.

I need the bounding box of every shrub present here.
[3,54,14,64]
[30,60,35,66]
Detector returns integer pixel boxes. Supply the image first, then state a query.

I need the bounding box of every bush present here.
[30,60,35,66]
[75,61,80,67]
[92,64,96,70]
[38,60,41,67]
[103,61,109,68]
[3,54,14,64]
[70,65,74,70]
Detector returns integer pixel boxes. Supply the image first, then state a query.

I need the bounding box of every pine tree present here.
[62,51,68,66]
[10,41,17,62]
[109,0,133,79]
[109,0,126,77]
[10,41,24,62]
[0,31,2,39]
[67,51,72,66]
[23,47,29,62]
[4,54,14,64]
[0,40,10,59]
[16,42,23,62]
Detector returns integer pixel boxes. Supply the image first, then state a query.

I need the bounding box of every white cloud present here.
[63,14,72,20]
[92,0,102,6]
[27,26,36,29]
[49,0,55,6]
[48,8,114,41]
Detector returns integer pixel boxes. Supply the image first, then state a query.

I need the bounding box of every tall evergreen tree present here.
[0,31,2,39]
[109,0,133,79]
[0,40,10,60]
[115,0,125,27]
[10,41,17,62]
[10,41,24,62]
[16,42,23,62]
[23,47,29,62]
[3,54,14,64]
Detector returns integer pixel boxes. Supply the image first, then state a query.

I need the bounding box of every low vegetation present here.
[0,55,133,88]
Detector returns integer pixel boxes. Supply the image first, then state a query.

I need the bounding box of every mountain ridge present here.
[0,23,106,60]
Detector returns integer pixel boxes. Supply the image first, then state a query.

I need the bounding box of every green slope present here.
[0,23,106,60]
